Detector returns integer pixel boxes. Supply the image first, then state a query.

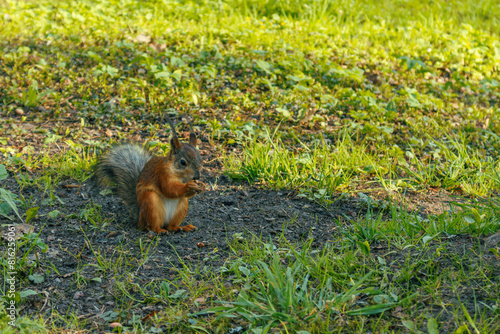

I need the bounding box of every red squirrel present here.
[94,115,204,233]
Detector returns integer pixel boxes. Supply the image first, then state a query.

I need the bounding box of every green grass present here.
[1,0,500,332]
[225,130,500,200]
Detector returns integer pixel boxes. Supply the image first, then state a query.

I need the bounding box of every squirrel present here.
[94,115,204,233]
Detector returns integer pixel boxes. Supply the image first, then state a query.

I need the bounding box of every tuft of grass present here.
[224,131,500,202]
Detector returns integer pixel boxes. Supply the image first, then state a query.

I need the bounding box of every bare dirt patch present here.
[1,170,498,331]
[0,168,361,326]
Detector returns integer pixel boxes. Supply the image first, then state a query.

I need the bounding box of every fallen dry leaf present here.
[134,34,151,43]
[141,310,158,322]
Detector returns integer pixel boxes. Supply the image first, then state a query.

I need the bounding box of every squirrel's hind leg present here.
[137,190,168,233]
[166,198,196,232]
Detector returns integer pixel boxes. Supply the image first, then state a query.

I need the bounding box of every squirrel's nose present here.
[193,171,200,180]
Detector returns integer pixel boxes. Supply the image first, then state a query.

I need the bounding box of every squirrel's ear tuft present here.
[189,132,197,147]
[187,118,197,147]
[171,136,182,152]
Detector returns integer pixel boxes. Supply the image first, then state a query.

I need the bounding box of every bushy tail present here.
[94,144,152,218]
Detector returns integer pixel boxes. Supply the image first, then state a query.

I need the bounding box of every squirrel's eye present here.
[180,159,187,166]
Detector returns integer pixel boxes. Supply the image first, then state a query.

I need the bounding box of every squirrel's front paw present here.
[186,180,204,197]
[194,180,206,192]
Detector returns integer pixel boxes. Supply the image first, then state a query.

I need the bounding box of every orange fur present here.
[166,198,196,232]
[137,190,167,233]
[95,117,203,234]
[136,157,202,233]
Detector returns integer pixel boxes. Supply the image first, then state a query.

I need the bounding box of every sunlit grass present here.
[224,130,500,200]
